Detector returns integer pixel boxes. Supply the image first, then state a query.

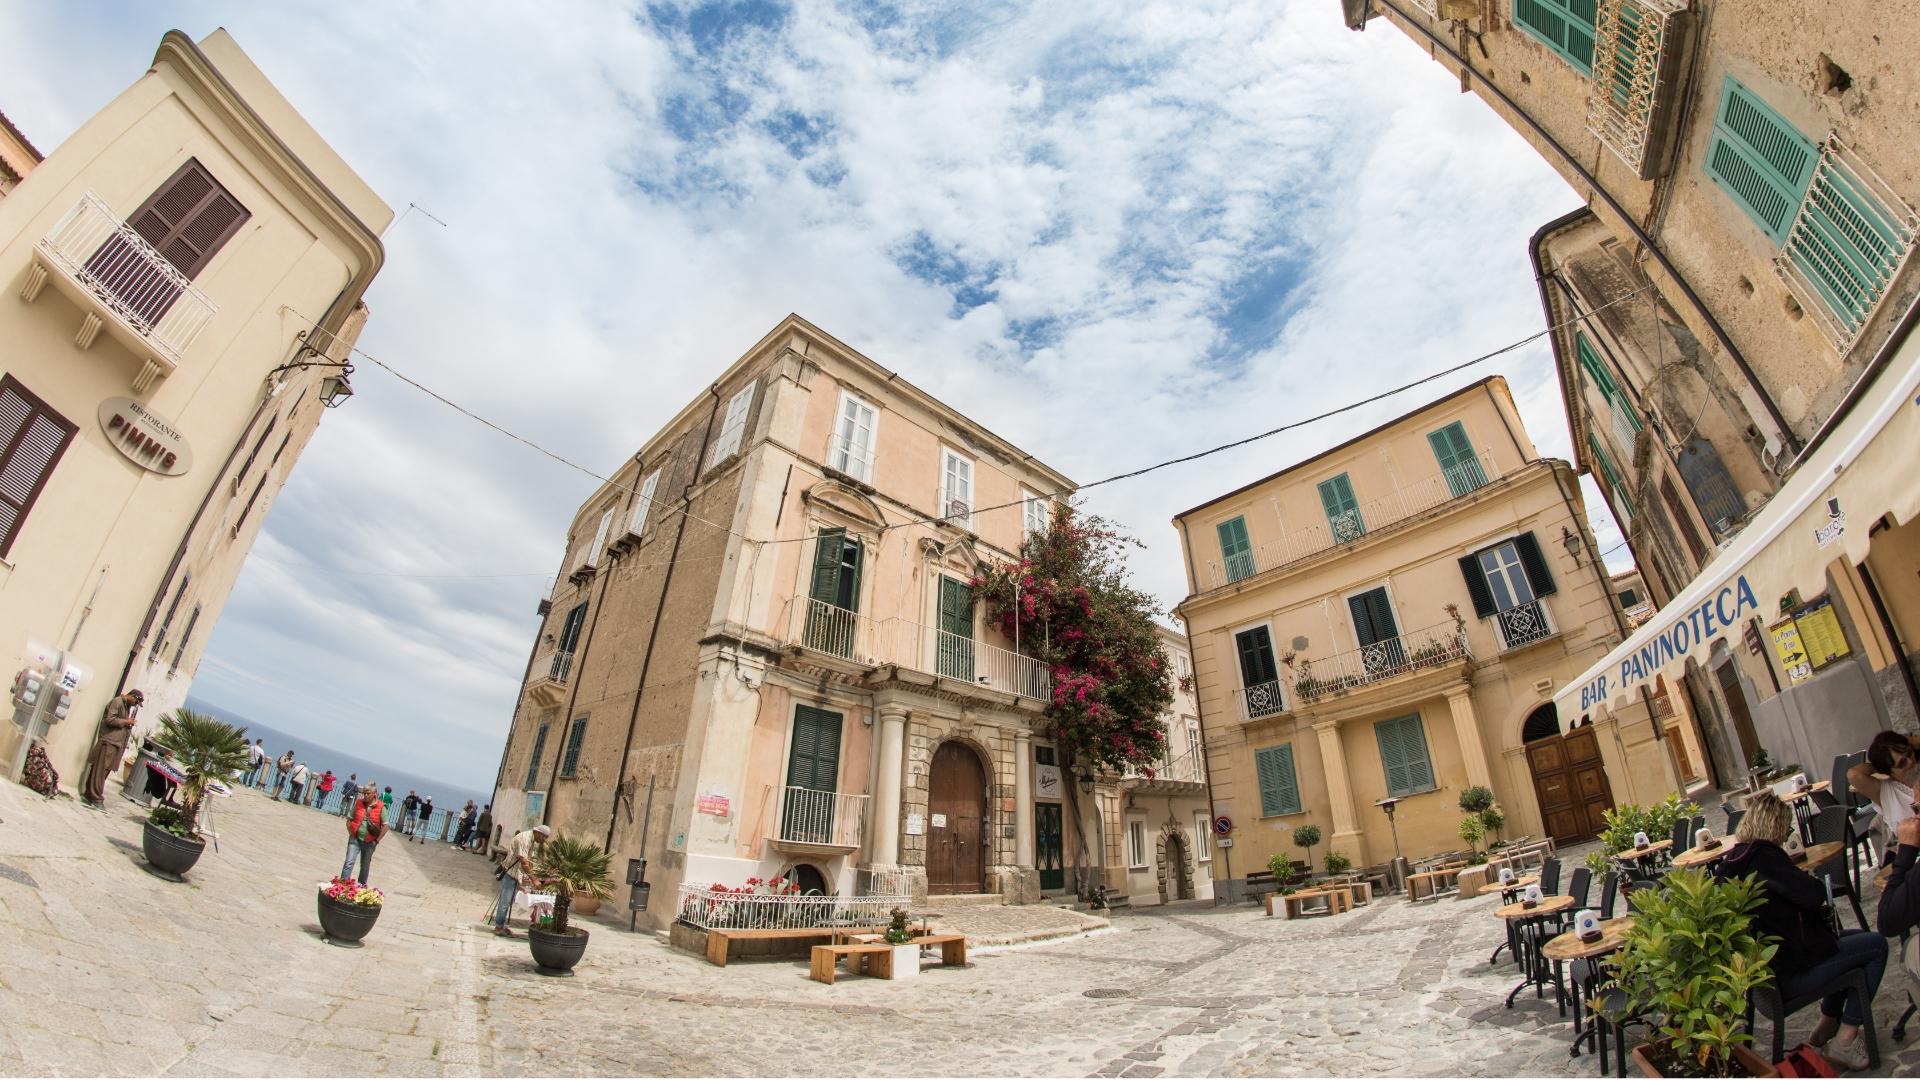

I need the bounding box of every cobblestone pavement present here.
[1,779,1914,1077]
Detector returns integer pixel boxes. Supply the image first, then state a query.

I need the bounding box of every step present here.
[922,892,1003,909]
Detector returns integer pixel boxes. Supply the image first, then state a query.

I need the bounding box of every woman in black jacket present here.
[1877,803,1920,945]
[1716,791,1886,1070]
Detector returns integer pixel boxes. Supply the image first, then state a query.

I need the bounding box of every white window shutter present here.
[585,508,612,567]
[709,383,756,466]
[628,469,661,536]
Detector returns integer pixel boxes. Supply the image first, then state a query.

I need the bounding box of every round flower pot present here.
[317,891,382,947]
[141,820,205,879]
[528,926,588,975]
[570,891,601,917]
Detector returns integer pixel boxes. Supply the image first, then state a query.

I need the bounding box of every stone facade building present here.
[0,110,39,200]
[1341,0,1920,778]
[1174,378,1680,899]
[0,30,387,786]
[489,315,1116,927]
[1118,625,1215,907]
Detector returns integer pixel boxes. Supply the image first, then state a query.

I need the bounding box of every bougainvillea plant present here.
[973,504,1174,779]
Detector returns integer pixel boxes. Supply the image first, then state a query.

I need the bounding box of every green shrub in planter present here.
[1323,851,1352,876]
[1585,795,1700,874]
[1291,824,1321,872]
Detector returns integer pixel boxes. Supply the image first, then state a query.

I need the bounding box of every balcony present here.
[525,649,574,707]
[770,785,869,853]
[1292,620,1472,708]
[22,192,217,393]
[825,432,874,485]
[1774,135,1920,354]
[1202,455,1505,590]
[1492,599,1557,652]
[1237,679,1289,722]
[785,598,1051,701]
[1586,0,1692,180]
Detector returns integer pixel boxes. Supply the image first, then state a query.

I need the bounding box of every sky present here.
[0,1,1629,798]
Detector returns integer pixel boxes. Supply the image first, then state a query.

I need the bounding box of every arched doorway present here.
[788,863,829,896]
[1159,830,1192,903]
[927,742,987,894]
[1521,701,1616,843]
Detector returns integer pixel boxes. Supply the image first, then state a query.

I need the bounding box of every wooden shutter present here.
[1254,744,1301,817]
[168,604,202,673]
[127,159,251,279]
[786,706,843,793]
[524,724,549,790]
[1660,475,1711,564]
[1216,516,1254,581]
[1705,77,1817,244]
[1318,473,1364,540]
[629,469,661,535]
[0,377,78,559]
[1783,153,1909,333]
[1348,588,1399,646]
[1458,553,1497,619]
[560,717,589,777]
[1675,438,1746,539]
[234,415,276,492]
[841,538,863,611]
[1428,421,1483,494]
[1375,714,1435,798]
[1512,0,1596,75]
[557,603,588,653]
[810,528,846,607]
[150,573,192,660]
[1235,626,1279,687]
[1511,532,1558,597]
[1587,433,1636,518]
[937,576,976,680]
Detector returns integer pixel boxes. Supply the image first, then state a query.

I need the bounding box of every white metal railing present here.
[1237,679,1288,721]
[774,786,869,848]
[1202,454,1502,589]
[676,882,911,931]
[791,598,876,662]
[826,432,875,484]
[785,601,1051,701]
[1159,742,1207,784]
[1775,135,1920,354]
[1623,600,1655,627]
[1292,620,1472,706]
[1586,0,1689,177]
[1493,600,1556,651]
[33,192,217,365]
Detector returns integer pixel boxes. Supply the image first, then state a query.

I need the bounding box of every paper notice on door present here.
[930,812,948,829]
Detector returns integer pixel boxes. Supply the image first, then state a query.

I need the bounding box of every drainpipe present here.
[1176,517,1231,903]
[603,384,726,851]
[1372,0,1800,459]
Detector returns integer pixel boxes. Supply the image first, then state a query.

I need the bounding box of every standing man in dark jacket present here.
[1718,791,1886,1070]
[82,690,142,808]
[1877,802,1920,987]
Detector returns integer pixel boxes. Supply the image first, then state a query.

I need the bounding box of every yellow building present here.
[0,110,39,200]
[1173,377,1682,898]
[0,30,388,785]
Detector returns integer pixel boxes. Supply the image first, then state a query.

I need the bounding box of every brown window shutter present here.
[127,159,251,279]
[0,376,79,558]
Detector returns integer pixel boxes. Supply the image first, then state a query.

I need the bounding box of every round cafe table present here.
[1670,837,1733,870]
[1481,873,1541,966]
[1542,916,1635,1059]
[1612,838,1673,868]
[1794,840,1845,871]
[1497,894,1576,1008]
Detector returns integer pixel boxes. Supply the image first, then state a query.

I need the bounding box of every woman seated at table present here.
[1849,730,1918,855]
[1717,791,1886,1071]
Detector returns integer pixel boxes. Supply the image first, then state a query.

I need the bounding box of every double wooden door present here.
[1525,725,1615,843]
[926,742,986,895]
[1036,803,1064,892]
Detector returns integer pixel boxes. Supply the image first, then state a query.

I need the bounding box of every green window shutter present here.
[1587,433,1636,518]
[1217,516,1254,582]
[524,723,549,791]
[937,577,976,680]
[1375,715,1435,798]
[1705,77,1817,244]
[1347,587,1400,647]
[1318,473,1364,541]
[810,528,846,608]
[1511,531,1559,597]
[786,706,843,792]
[1428,421,1486,496]
[1512,0,1596,76]
[1254,744,1301,817]
[1458,553,1498,619]
[560,717,589,777]
[839,538,864,611]
[1786,155,1912,334]
[1235,626,1279,687]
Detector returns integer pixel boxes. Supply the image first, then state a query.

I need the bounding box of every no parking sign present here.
[1212,815,1232,836]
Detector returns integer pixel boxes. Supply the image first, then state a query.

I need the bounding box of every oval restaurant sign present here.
[98,397,192,475]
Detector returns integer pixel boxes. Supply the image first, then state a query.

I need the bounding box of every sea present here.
[187,696,492,818]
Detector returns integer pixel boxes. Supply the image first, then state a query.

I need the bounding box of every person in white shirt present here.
[288,761,311,806]
[1848,730,1919,855]
[245,739,266,788]
[492,824,550,937]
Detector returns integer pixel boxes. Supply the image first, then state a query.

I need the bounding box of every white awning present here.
[1554,316,1920,724]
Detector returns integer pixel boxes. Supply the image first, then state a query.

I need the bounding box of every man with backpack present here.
[341,785,386,884]
[401,790,421,836]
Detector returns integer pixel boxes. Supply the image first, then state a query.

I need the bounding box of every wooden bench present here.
[1333,880,1373,906]
[706,927,881,967]
[1405,867,1462,902]
[1273,888,1352,919]
[913,933,968,967]
[809,943,896,984]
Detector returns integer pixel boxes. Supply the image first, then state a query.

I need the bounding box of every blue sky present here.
[0,1,1623,797]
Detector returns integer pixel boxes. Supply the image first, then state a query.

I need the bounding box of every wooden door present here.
[1525,726,1615,842]
[927,742,986,894]
[1036,802,1064,891]
[1712,662,1761,767]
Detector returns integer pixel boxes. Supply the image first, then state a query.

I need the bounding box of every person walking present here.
[452,801,476,848]
[272,751,295,799]
[287,761,310,806]
[338,774,359,816]
[415,796,435,843]
[82,690,142,809]
[316,770,336,811]
[401,790,420,837]
[492,824,550,937]
[380,785,395,828]
[340,784,386,885]
[245,738,266,788]
[471,804,493,853]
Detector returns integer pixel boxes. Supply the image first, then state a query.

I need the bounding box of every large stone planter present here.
[141,820,205,879]
[1630,1041,1776,1077]
[570,891,601,917]
[886,942,919,981]
[317,891,382,946]
[529,926,588,975]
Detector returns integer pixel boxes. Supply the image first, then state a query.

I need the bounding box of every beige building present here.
[0,29,388,786]
[1173,377,1683,899]
[1117,625,1215,907]
[0,111,39,200]
[490,315,1131,926]
[1341,1,1920,777]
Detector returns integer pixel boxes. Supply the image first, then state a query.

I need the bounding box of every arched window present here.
[1522,703,1561,744]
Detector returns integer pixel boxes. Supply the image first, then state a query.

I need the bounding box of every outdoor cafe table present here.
[1496,894,1575,1009]
[1794,840,1845,872]
[1670,837,1733,870]
[1542,916,1635,1059]
[1612,838,1673,870]
[1480,873,1541,966]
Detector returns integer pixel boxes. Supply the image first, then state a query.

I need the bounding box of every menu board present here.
[1792,596,1852,670]
[1769,618,1813,686]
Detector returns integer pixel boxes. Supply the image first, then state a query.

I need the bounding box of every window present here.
[268,430,293,467]
[1512,0,1596,76]
[1374,714,1436,798]
[524,723,550,791]
[1254,743,1302,817]
[576,507,613,571]
[150,573,191,661]
[559,716,589,778]
[936,576,976,680]
[0,376,78,559]
[83,159,249,327]
[1193,812,1212,862]
[1022,489,1050,535]
[627,468,662,537]
[1347,586,1401,649]
[1428,421,1486,497]
[234,415,277,493]
[829,391,877,483]
[1127,821,1149,868]
[804,528,864,657]
[1460,534,1558,648]
[783,705,844,843]
[939,448,973,525]
[1660,474,1711,565]
[1035,745,1058,766]
[168,604,202,674]
[231,474,267,537]
[1318,473,1364,542]
[1234,625,1283,717]
[1675,438,1746,541]
[1216,516,1254,583]
[1781,138,1916,345]
[1704,77,1817,244]
[708,382,756,466]
[1577,333,1641,447]
[1619,588,1641,607]
[1587,433,1635,519]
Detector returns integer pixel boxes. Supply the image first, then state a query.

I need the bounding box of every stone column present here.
[1446,685,1494,790]
[1316,721,1365,860]
[871,704,908,866]
[1014,729,1034,868]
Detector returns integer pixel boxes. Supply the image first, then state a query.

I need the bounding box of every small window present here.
[559,717,589,778]
[1619,588,1640,607]
[1375,714,1436,798]
[708,383,757,466]
[1254,743,1301,817]
[1587,433,1635,519]
[1035,745,1058,766]
[1428,421,1486,497]
[150,573,192,661]
[524,723,550,791]
[1216,516,1254,582]
[1459,533,1558,619]
[830,391,878,483]
[1127,821,1149,869]
[167,604,202,675]
[627,468,662,537]
[1022,489,1050,535]
[939,448,973,525]
[1193,812,1212,862]
[577,507,613,570]
[1318,474,1364,542]
[1511,0,1596,76]
[1235,626,1284,717]
[0,375,80,558]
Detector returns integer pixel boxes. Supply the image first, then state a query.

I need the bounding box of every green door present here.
[936,576,976,681]
[1348,587,1405,674]
[782,706,843,843]
[1216,516,1254,582]
[1318,473,1364,543]
[1427,421,1486,497]
[1036,802,1064,891]
[805,529,862,657]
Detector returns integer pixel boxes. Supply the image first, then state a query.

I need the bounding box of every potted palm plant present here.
[141,709,250,879]
[527,834,613,975]
[1607,869,1778,1077]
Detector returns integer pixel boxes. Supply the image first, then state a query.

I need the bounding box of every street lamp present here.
[318,370,355,408]
[1560,525,1583,566]
[269,341,357,409]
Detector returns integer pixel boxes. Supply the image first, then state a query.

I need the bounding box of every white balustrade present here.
[675,881,909,931]
[32,192,217,367]
[784,602,1051,701]
[774,786,869,848]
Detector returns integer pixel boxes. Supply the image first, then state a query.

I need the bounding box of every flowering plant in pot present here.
[141,709,250,879]
[527,834,613,975]
[317,877,385,946]
[881,907,920,980]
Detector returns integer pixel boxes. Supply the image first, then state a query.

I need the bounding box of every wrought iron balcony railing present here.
[785,599,1052,701]
[1587,0,1691,179]
[774,785,869,849]
[1492,600,1556,652]
[1237,679,1288,721]
[1291,620,1472,706]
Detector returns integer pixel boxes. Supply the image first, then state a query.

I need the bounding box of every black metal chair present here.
[1540,856,1561,896]
[1589,981,1653,1078]
[1689,814,1707,843]
[1566,866,1593,910]
[1808,805,1871,930]
[1667,816,1691,856]
[1748,971,1881,1069]
[1726,807,1747,836]
[1598,870,1620,920]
